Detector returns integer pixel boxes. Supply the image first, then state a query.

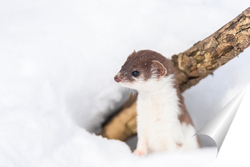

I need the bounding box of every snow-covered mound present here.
[0,0,249,166]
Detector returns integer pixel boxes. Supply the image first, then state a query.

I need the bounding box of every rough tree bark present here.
[101,7,250,141]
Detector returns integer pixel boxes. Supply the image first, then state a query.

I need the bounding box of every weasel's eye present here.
[132,71,140,77]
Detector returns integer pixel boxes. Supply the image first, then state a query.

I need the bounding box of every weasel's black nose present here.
[114,75,121,83]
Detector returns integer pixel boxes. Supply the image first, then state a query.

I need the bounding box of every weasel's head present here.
[114,50,175,91]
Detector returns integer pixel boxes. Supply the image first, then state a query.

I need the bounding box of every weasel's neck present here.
[138,75,178,98]
[137,76,180,116]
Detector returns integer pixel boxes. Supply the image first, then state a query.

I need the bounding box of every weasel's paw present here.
[133,149,147,156]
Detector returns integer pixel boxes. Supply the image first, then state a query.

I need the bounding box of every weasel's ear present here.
[151,60,167,77]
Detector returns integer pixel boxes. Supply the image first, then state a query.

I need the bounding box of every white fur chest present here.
[136,83,184,152]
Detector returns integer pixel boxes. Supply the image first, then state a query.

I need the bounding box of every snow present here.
[0,0,249,166]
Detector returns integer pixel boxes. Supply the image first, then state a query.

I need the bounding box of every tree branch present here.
[101,7,250,141]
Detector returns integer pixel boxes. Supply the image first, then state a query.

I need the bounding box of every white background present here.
[0,0,250,166]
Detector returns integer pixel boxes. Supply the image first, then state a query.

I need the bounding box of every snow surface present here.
[0,0,249,166]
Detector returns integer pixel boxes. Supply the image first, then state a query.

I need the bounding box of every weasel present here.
[114,50,200,155]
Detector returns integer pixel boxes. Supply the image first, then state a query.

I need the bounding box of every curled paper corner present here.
[194,84,250,156]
